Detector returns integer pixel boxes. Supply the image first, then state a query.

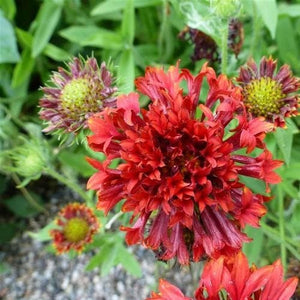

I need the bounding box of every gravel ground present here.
[0,182,194,300]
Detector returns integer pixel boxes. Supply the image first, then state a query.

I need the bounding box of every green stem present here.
[45,167,91,204]
[221,23,229,74]
[278,185,287,270]
[12,173,48,214]
[105,211,123,230]
[158,0,168,62]
[249,2,262,58]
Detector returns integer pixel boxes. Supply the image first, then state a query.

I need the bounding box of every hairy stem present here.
[12,173,48,214]
[221,22,229,74]
[45,167,91,203]
[278,185,287,270]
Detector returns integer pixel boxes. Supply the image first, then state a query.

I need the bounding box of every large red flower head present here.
[39,56,117,134]
[148,253,299,300]
[50,203,99,254]
[87,62,282,264]
[237,56,300,128]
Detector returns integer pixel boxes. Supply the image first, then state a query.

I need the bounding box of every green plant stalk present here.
[249,1,262,58]
[278,185,287,270]
[11,173,48,214]
[158,0,169,62]
[45,167,91,203]
[221,23,229,74]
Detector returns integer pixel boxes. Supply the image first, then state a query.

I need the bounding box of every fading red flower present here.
[237,56,300,128]
[147,279,191,300]
[87,62,281,264]
[39,56,117,134]
[50,203,99,254]
[195,252,299,300]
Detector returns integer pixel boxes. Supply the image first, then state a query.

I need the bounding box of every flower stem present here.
[105,211,123,230]
[221,22,229,74]
[11,173,48,214]
[249,2,262,58]
[45,167,91,204]
[278,185,287,270]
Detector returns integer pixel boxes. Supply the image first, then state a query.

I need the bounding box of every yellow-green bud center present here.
[243,77,285,117]
[63,217,89,243]
[61,78,93,116]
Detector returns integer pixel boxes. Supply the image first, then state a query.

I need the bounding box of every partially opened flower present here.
[237,56,300,128]
[39,56,117,135]
[50,203,99,254]
[87,62,282,264]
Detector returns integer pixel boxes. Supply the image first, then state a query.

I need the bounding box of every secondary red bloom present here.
[195,252,299,300]
[237,56,300,128]
[39,56,117,134]
[87,62,281,264]
[50,203,99,254]
[147,279,191,300]
[148,253,298,300]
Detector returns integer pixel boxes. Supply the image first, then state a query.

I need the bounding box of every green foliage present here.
[86,234,142,277]
[4,193,43,218]
[0,12,20,63]
[32,0,63,57]
[253,0,278,39]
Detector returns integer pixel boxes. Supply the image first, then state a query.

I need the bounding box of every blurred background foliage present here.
[0,0,300,276]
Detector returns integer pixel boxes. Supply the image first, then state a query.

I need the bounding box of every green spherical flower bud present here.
[10,139,46,179]
[211,0,241,19]
[15,151,44,178]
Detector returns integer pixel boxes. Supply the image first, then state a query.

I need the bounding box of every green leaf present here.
[242,226,264,265]
[122,0,135,45]
[85,251,105,271]
[32,0,62,57]
[0,223,18,243]
[274,125,294,165]
[16,28,70,61]
[276,17,299,71]
[59,26,123,50]
[280,181,300,200]
[85,242,118,273]
[115,246,142,277]
[27,221,57,242]
[282,163,300,180]
[0,14,20,63]
[133,44,158,68]
[278,4,300,17]
[16,28,33,48]
[43,44,70,61]
[0,0,16,20]
[101,244,118,276]
[11,47,34,88]
[239,175,266,195]
[254,0,277,39]
[118,49,135,93]
[58,151,95,177]
[4,194,42,217]
[91,0,162,16]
